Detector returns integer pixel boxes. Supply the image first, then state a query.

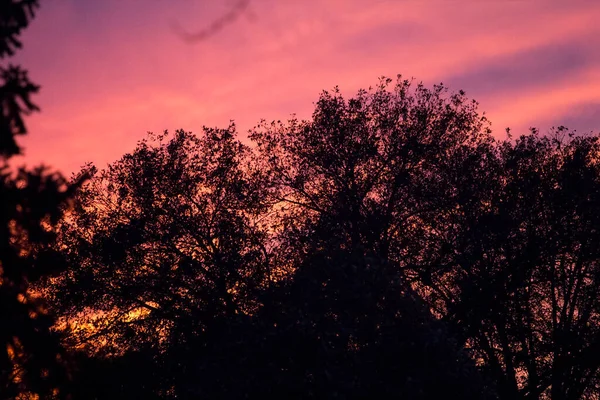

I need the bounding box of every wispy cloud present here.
[12,0,600,173]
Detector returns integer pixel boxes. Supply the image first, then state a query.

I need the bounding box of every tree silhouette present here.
[411,129,600,399]
[249,76,494,276]
[51,77,498,398]
[54,127,270,355]
[245,76,497,398]
[1,0,40,157]
[0,1,83,398]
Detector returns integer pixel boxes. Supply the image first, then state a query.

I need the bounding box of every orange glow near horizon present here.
[11,0,600,174]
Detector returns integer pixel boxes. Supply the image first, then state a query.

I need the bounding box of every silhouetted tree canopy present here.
[411,129,600,399]
[54,127,270,356]
[49,74,600,399]
[0,0,38,58]
[0,0,40,158]
[49,78,504,399]
[0,0,81,398]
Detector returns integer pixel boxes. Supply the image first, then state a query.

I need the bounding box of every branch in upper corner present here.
[172,0,251,43]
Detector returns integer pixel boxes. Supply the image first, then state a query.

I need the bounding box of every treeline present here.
[46,81,600,400]
[3,1,600,399]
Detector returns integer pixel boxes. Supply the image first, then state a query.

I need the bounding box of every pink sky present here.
[12,0,600,174]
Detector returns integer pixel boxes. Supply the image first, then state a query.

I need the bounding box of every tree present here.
[52,77,497,398]
[245,76,497,398]
[411,130,600,399]
[0,0,82,398]
[250,76,600,399]
[1,0,40,157]
[53,127,270,354]
[249,77,494,273]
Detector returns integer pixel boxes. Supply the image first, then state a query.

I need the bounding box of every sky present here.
[12,0,600,174]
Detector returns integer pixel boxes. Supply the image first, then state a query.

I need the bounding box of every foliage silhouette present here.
[0,0,40,158]
[0,0,38,58]
[411,129,600,399]
[53,75,600,399]
[54,127,270,356]
[0,0,84,398]
[52,78,499,398]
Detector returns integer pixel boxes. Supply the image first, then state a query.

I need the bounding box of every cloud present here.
[11,0,600,173]
[443,37,598,99]
[538,101,600,135]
